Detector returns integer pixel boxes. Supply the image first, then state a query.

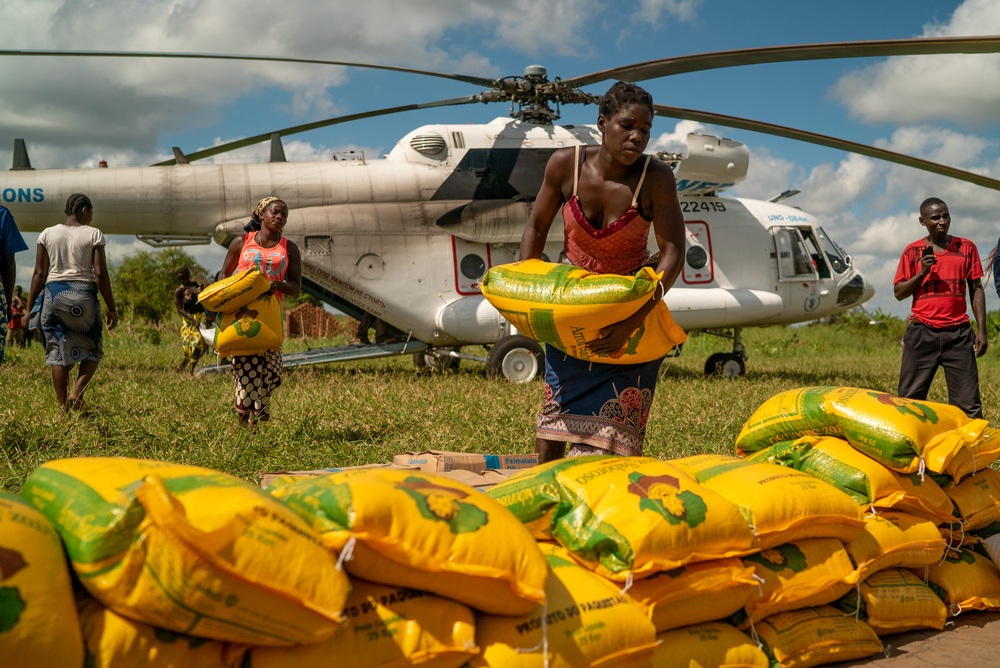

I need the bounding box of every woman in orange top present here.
[220,196,302,423]
[518,82,686,462]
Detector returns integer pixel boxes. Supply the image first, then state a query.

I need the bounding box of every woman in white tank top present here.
[23,193,119,413]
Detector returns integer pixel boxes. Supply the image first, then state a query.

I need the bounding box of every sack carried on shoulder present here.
[198,268,271,313]
[215,295,283,357]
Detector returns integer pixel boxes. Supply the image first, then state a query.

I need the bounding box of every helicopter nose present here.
[835,273,874,307]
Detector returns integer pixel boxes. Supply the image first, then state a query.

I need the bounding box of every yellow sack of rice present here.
[735,386,987,474]
[468,542,658,668]
[0,491,84,668]
[199,266,271,313]
[845,511,947,583]
[944,468,1000,531]
[249,579,478,668]
[913,548,1000,615]
[673,454,864,549]
[938,425,1000,484]
[79,597,248,668]
[741,537,855,624]
[832,568,947,636]
[755,606,882,668]
[267,468,547,615]
[485,456,757,581]
[625,558,757,632]
[20,457,348,646]
[749,436,957,525]
[650,623,768,668]
[215,294,283,357]
[479,259,686,364]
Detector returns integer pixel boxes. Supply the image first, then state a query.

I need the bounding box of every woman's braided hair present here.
[64,193,93,217]
[599,81,654,118]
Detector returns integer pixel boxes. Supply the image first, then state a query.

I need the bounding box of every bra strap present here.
[632,155,651,208]
[573,145,582,197]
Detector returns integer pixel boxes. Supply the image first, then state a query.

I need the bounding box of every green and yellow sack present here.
[749,436,957,525]
[79,597,248,668]
[20,457,348,646]
[736,386,987,475]
[486,456,757,581]
[625,557,757,632]
[215,294,283,357]
[0,491,84,668]
[755,606,882,668]
[845,511,947,583]
[741,537,855,624]
[199,267,271,313]
[833,568,947,636]
[674,454,865,549]
[267,467,548,616]
[944,468,1000,532]
[468,542,658,668]
[480,259,685,364]
[248,579,478,668]
[914,548,1000,616]
[650,623,769,668]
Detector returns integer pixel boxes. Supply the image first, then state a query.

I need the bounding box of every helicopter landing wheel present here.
[413,348,460,373]
[704,352,745,378]
[487,335,544,383]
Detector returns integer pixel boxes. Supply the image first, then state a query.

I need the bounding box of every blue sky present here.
[2,0,999,318]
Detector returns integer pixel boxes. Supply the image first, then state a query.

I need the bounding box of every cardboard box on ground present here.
[259,450,539,490]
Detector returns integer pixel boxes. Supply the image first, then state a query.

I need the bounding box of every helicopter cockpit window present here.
[460,253,486,280]
[798,228,831,279]
[771,227,816,280]
[816,226,850,274]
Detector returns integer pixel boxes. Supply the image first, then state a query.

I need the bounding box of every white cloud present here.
[832,0,1000,125]
[728,148,801,202]
[635,0,703,23]
[649,119,705,153]
[793,154,878,216]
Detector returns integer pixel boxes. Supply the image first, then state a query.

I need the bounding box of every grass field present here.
[3,313,997,493]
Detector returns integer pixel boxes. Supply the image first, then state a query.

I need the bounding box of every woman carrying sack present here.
[219,196,301,423]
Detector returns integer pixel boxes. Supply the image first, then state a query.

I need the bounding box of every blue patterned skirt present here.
[40,281,103,366]
[536,344,665,456]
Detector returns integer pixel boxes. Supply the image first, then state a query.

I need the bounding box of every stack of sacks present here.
[736,386,1000,644]
[735,386,1000,480]
[261,467,548,667]
[486,455,878,667]
[19,457,350,645]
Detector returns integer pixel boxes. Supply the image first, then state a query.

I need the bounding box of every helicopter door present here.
[770,226,824,316]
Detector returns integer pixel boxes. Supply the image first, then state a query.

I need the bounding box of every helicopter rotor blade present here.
[153,95,483,165]
[564,36,1000,87]
[0,49,497,88]
[653,103,1000,191]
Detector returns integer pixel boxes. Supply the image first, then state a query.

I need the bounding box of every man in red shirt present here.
[893,197,987,418]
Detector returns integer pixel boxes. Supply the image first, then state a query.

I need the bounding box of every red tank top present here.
[562,145,652,275]
[236,232,289,301]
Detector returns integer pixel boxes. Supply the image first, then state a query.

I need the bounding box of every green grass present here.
[3,314,997,493]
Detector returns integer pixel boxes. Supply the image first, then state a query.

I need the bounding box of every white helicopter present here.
[5,37,1000,381]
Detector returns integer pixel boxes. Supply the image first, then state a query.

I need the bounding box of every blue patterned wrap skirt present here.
[40,281,103,366]
[536,344,665,457]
